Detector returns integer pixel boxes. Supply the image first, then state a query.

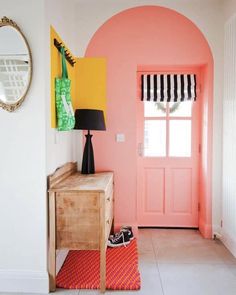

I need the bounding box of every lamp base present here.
[81,131,95,174]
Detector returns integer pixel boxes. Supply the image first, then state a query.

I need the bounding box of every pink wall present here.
[85,6,213,236]
[199,64,213,237]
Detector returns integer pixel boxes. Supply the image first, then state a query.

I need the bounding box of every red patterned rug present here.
[56,239,141,290]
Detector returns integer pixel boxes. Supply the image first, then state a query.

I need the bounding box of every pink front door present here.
[137,81,200,227]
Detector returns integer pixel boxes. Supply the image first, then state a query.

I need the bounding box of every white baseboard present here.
[213,224,222,238]
[221,228,236,258]
[0,269,49,293]
[213,225,221,235]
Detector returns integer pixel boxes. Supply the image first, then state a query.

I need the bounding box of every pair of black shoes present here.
[107,226,134,247]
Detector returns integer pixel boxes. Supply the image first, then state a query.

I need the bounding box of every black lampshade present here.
[74,109,106,131]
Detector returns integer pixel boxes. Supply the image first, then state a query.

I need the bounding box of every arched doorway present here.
[85,6,213,238]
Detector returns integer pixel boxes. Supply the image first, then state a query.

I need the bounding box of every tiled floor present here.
[1,229,236,295]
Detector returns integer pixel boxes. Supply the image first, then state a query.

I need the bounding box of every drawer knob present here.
[107,197,111,201]
[106,219,110,224]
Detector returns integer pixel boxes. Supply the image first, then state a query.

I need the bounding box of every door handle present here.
[138,142,144,157]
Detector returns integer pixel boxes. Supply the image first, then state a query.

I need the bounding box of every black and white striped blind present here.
[141,74,197,102]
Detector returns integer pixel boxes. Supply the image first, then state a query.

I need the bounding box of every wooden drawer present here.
[56,192,100,250]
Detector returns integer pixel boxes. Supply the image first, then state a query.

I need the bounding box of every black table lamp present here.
[74,109,106,174]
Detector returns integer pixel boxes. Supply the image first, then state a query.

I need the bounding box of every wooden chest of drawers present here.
[48,163,114,293]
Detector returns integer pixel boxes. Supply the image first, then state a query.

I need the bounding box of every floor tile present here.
[225,264,236,277]
[79,290,100,295]
[151,228,200,240]
[134,263,163,295]
[0,294,47,295]
[155,243,226,264]
[137,229,153,242]
[137,239,153,252]
[152,230,230,264]
[159,263,236,295]
[56,289,79,294]
[213,239,236,264]
[151,230,208,248]
[138,251,156,267]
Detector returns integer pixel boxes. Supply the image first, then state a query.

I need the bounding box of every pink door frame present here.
[85,6,213,238]
[136,66,201,228]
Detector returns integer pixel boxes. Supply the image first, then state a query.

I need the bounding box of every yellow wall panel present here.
[50,26,76,128]
[74,58,106,116]
[50,27,106,128]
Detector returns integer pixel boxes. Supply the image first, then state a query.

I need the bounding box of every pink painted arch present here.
[85,6,213,238]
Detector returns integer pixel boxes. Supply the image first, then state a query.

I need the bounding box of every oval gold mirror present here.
[0,17,32,112]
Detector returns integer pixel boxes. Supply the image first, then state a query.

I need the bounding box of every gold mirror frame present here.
[0,16,32,112]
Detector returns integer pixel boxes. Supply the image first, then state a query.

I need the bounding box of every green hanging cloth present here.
[55,47,75,131]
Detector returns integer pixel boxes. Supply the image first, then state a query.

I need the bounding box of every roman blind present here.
[141,74,196,102]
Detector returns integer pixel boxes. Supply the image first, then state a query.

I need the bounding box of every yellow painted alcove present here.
[50,26,106,128]
[74,58,106,115]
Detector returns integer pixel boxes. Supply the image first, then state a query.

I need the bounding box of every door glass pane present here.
[144,101,166,117]
[169,101,192,117]
[169,120,191,157]
[144,120,166,157]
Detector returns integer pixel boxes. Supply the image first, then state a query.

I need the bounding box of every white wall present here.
[0,0,48,293]
[224,0,236,21]
[0,0,82,293]
[44,0,83,275]
[45,0,81,175]
[221,1,236,256]
[74,0,224,235]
